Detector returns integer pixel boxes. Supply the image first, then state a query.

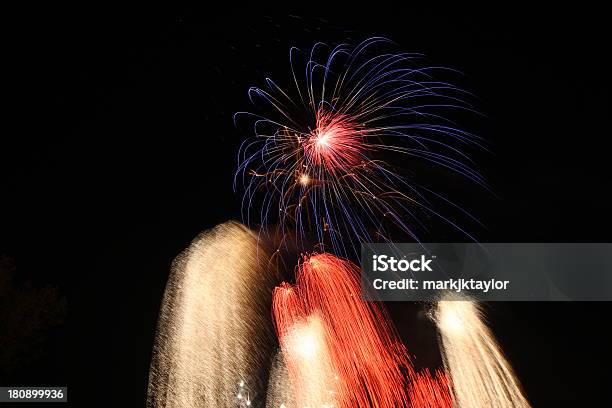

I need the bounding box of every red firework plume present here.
[272,253,452,408]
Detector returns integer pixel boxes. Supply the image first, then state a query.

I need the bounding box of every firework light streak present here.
[433,294,531,408]
[236,37,486,256]
[265,352,297,408]
[147,222,281,408]
[272,253,452,408]
[407,370,454,408]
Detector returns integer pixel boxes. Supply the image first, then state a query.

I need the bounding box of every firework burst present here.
[271,253,452,408]
[236,37,486,256]
[433,294,531,408]
[147,222,282,407]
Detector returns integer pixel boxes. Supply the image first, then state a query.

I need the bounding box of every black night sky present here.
[5,5,612,406]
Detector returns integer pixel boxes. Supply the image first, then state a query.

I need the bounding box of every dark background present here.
[5,5,611,406]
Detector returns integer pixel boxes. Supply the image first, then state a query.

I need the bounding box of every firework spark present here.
[433,294,531,408]
[236,37,486,256]
[272,253,452,408]
[147,222,282,407]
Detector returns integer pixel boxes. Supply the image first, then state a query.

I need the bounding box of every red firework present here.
[272,253,452,408]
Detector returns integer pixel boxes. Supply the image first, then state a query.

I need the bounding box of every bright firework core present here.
[303,109,363,174]
[288,320,320,360]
